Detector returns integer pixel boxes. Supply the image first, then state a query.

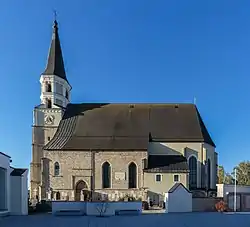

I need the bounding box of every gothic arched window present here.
[46,83,52,92]
[102,162,111,188]
[207,159,211,189]
[188,156,197,189]
[128,162,137,188]
[54,162,60,176]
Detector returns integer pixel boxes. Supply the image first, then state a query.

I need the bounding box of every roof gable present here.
[168,183,191,193]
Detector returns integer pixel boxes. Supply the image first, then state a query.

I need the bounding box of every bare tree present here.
[96,202,108,217]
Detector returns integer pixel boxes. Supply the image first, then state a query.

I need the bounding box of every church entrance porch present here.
[75,180,90,201]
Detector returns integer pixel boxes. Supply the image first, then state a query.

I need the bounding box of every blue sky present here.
[0,0,250,173]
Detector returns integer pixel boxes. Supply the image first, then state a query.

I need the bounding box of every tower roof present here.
[42,20,68,82]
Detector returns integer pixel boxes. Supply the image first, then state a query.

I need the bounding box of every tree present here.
[224,173,234,184]
[217,165,225,184]
[217,165,234,184]
[234,161,250,185]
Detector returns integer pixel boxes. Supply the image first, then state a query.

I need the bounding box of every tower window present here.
[48,137,51,141]
[65,90,69,99]
[45,83,52,92]
[47,99,52,108]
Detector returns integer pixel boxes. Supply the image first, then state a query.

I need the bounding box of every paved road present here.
[1,213,250,227]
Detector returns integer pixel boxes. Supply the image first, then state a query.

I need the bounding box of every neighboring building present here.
[30,20,218,203]
[0,152,28,216]
[216,184,250,211]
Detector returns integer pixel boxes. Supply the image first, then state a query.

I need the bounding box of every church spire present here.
[42,19,68,82]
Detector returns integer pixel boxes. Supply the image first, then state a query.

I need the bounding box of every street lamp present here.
[233,168,237,213]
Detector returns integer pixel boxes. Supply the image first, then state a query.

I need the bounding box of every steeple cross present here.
[53,10,57,21]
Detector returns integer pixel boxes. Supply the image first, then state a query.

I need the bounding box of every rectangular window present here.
[174,174,180,182]
[155,174,162,182]
[48,137,51,141]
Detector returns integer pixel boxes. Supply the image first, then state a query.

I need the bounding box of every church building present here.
[30,20,218,204]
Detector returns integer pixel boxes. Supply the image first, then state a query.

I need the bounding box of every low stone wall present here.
[52,201,142,216]
[192,197,222,212]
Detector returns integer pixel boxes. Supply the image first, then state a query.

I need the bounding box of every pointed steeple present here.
[43,20,68,82]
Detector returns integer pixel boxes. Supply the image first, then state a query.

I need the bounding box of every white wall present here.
[21,170,28,215]
[0,152,11,212]
[10,170,28,215]
[166,186,192,213]
[10,176,21,215]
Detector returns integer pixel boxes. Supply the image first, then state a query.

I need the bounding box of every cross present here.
[53,10,57,21]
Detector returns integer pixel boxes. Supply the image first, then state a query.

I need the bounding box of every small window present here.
[46,83,52,92]
[54,162,60,176]
[155,174,162,182]
[174,174,180,182]
[48,137,51,141]
[47,99,52,108]
[65,90,69,99]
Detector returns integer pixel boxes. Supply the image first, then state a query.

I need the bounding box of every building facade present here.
[30,20,218,204]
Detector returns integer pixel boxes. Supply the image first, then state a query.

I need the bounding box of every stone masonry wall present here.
[43,150,147,201]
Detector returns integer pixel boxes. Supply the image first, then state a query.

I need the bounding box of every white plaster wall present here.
[21,170,28,215]
[10,176,21,215]
[148,142,217,189]
[40,74,71,108]
[148,142,203,187]
[0,153,11,212]
[166,186,192,213]
[10,170,28,215]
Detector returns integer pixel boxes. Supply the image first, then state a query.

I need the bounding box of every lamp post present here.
[234,168,237,213]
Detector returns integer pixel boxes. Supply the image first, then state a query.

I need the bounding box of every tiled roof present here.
[42,20,68,83]
[144,155,189,173]
[44,103,215,150]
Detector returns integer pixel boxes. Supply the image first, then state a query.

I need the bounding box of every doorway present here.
[75,180,90,201]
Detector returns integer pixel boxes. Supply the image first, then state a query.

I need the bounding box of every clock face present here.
[45,115,55,125]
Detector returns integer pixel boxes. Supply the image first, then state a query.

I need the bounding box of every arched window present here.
[46,83,52,92]
[65,90,69,99]
[188,156,197,189]
[102,162,111,188]
[54,162,60,176]
[47,99,52,108]
[56,191,60,200]
[207,159,211,189]
[128,162,137,188]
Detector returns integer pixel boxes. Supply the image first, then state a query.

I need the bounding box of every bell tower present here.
[30,19,71,201]
[40,20,71,108]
